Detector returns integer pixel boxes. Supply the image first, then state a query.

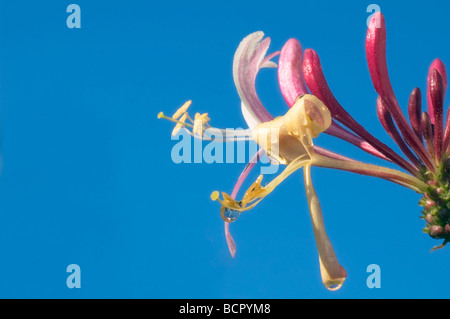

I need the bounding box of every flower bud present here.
[425,200,436,208]
[429,225,444,238]
[426,214,435,224]
[427,180,438,187]
[445,224,450,234]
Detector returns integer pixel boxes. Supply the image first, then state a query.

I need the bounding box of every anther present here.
[172,100,192,120]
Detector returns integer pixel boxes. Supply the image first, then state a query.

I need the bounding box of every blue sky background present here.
[0,0,449,298]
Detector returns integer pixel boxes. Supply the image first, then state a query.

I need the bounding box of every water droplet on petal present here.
[325,280,345,291]
[223,208,240,222]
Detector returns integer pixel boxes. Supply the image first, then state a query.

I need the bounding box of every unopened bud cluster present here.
[420,165,450,243]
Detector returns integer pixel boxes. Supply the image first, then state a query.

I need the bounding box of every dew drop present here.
[325,281,344,291]
[223,208,240,222]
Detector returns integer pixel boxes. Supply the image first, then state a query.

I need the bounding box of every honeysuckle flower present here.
[158,25,431,290]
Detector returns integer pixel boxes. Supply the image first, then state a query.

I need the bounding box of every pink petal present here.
[233,32,278,127]
[421,111,434,155]
[366,12,396,102]
[278,39,309,107]
[326,121,390,161]
[408,88,423,140]
[303,48,418,174]
[224,222,236,258]
[224,148,265,258]
[428,69,445,160]
[443,109,450,152]
[366,12,435,171]
[377,96,422,167]
[313,146,357,162]
[427,58,447,124]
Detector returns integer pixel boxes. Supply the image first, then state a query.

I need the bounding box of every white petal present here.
[233,32,278,127]
[241,101,260,129]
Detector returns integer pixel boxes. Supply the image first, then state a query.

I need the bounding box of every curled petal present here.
[278,39,309,107]
[241,101,261,129]
[233,32,278,128]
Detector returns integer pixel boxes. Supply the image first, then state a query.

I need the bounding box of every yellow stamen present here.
[158,112,194,129]
[193,113,201,136]
[172,113,187,136]
[241,175,264,207]
[159,101,214,139]
[222,193,242,210]
[210,191,220,201]
[192,112,210,137]
[172,100,192,120]
[212,155,311,216]
[161,99,256,144]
